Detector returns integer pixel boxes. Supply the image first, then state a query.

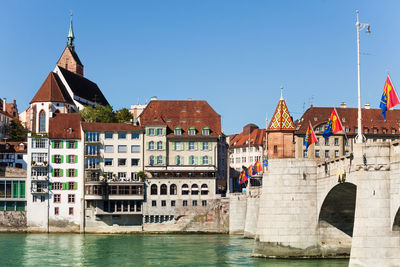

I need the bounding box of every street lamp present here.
[355,10,370,144]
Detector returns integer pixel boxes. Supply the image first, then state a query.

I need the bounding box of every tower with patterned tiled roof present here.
[267,88,295,158]
[57,13,84,77]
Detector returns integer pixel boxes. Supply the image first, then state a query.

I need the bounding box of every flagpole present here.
[355,10,369,143]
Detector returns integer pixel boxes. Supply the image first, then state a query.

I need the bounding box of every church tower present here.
[56,13,84,76]
[267,88,295,158]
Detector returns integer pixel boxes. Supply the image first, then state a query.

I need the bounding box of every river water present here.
[0,234,348,266]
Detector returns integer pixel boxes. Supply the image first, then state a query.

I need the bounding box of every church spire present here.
[67,11,75,48]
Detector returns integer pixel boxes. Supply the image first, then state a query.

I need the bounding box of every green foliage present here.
[115,108,132,123]
[137,171,146,179]
[79,105,116,123]
[6,119,27,141]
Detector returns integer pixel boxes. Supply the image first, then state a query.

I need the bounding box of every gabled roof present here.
[57,67,109,106]
[30,72,74,104]
[48,113,82,139]
[295,106,400,135]
[139,100,222,137]
[229,127,265,147]
[268,98,295,131]
[82,122,143,131]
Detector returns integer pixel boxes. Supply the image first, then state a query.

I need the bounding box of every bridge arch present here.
[393,207,400,231]
[318,182,357,237]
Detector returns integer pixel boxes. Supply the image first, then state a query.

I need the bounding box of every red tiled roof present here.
[0,142,27,153]
[30,72,74,104]
[48,113,82,139]
[81,122,143,131]
[296,106,400,135]
[229,127,265,147]
[139,100,222,137]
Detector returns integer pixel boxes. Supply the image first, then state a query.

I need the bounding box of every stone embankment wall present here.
[0,211,27,231]
[143,198,229,233]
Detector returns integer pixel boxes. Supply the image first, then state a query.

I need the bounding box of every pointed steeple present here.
[267,88,295,131]
[67,11,74,48]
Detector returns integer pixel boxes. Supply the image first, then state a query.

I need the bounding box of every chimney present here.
[2,98,6,112]
[364,103,370,109]
[340,102,346,108]
[150,96,158,101]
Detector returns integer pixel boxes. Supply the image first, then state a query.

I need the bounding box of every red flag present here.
[254,160,263,173]
[304,122,317,150]
[384,76,400,110]
[330,108,343,134]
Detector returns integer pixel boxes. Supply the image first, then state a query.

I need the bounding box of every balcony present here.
[85,176,143,183]
[85,139,101,144]
[31,161,48,168]
[94,208,142,215]
[85,165,100,171]
[31,188,48,194]
[31,176,48,181]
[85,151,101,157]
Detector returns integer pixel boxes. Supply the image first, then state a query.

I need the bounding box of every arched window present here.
[157,155,163,165]
[157,141,163,150]
[160,184,167,195]
[150,184,158,195]
[149,156,154,165]
[191,184,199,195]
[149,141,155,150]
[170,184,177,195]
[202,156,209,165]
[201,184,208,195]
[176,156,183,165]
[182,184,189,195]
[39,110,46,132]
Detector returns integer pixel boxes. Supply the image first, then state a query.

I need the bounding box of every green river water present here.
[0,234,349,266]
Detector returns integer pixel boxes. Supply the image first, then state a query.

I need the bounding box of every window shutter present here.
[194,142,198,150]
[60,155,64,163]
[48,183,52,190]
[185,142,189,150]
[66,155,69,163]
[146,128,149,135]
[163,142,166,150]
[172,142,175,150]
[62,183,66,190]
[66,183,69,190]
[66,141,69,148]
[146,142,149,150]
[51,155,54,163]
[200,157,203,165]
[175,156,177,165]
[163,156,166,164]
[210,156,213,165]
[74,169,78,177]
[75,155,78,163]
[200,142,203,151]
[163,128,166,135]
[52,169,55,177]
[208,142,212,151]
[51,141,55,148]
[60,141,63,148]
[75,141,78,148]
[195,157,198,165]
[74,182,78,190]
[60,169,63,177]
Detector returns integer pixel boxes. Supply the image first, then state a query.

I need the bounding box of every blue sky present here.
[1,1,399,134]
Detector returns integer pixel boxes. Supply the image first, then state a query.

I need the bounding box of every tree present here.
[79,105,116,123]
[115,108,132,123]
[6,119,27,141]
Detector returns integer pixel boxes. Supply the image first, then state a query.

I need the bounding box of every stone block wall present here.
[228,193,247,234]
[244,187,261,238]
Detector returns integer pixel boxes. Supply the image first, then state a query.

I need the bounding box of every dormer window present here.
[188,127,196,135]
[202,127,210,136]
[174,127,182,136]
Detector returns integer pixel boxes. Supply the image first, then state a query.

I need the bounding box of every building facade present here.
[82,123,145,231]
[0,142,27,169]
[140,100,227,224]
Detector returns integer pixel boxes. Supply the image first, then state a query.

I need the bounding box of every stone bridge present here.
[230,142,400,266]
